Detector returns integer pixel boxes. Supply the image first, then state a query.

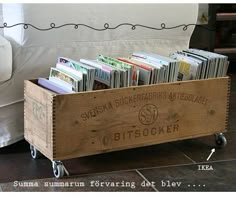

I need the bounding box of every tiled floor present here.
[139,160,236,192]
[0,73,236,192]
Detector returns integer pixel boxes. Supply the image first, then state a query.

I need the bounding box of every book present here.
[38,78,74,94]
[49,67,80,92]
[132,51,180,82]
[56,62,83,79]
[186,48,228,78]
[80,59,115,89]
[39,49,228,95]
[58,57,96,91]
[118,57,152,85]
[171,49,229,80]
[97,55,139,87]
[170,52,201,81]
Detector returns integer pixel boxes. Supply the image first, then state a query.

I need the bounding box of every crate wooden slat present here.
[24,77,230,161]
[24,79,56,159]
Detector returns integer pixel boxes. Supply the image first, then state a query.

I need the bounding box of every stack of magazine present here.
[129,51,180,84]
[37,49,229,94]
[170,48,229,81]
[38,57,96,94]
[81,55,140,89]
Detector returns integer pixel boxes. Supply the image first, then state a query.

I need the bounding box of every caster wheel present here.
[30,145,42,159]
[215,133,227,148]
[52,161,65,178]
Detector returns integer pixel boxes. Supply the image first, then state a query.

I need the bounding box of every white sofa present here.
[0,3,198,147]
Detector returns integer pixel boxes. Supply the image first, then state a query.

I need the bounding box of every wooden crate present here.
[24,77,230,161]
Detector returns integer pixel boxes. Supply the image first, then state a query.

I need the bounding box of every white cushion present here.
[0,35,12,82]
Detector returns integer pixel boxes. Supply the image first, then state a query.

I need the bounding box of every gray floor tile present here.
[0,141,52,184]
[171,132,236,162]
[139,159,236,191]
[63,143,193,177]
[0,140,193,183]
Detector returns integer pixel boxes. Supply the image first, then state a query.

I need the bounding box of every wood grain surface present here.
[24,77,230,161]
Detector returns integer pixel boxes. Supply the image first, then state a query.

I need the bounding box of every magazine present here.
[97,55,139,87]
[58,57,95,91]
[38,78,74,94]
[49,67,81,92]
[80,59,116,89]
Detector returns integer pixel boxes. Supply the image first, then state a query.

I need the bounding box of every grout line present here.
[182,153,197,164]
[137,162,195,171]
[135,169,159,192]
[137,158,236,171]
[206,158,236,164]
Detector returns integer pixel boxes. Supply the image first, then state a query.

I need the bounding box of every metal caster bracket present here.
[30,145,43,159]
[52,161,70,178]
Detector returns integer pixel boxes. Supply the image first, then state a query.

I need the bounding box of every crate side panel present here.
[53,77,229,160]
[24,80,54,160]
